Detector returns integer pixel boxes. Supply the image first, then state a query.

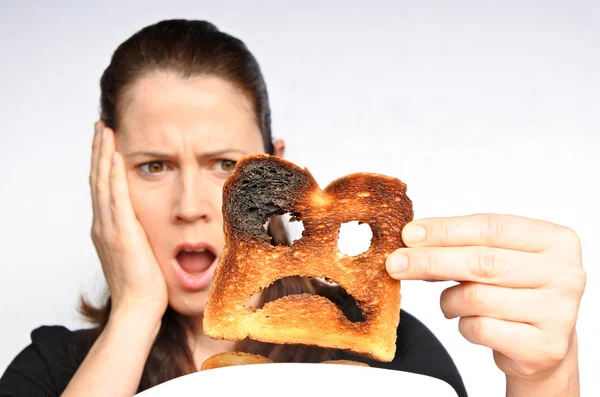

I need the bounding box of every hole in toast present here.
[244,276,366,323]
[337,221,373,256]
[282,212,304,244]
[264,213,304,245]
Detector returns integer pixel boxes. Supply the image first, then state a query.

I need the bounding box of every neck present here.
[185,313,237,369]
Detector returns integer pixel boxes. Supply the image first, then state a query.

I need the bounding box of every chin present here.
[168,287,211,317]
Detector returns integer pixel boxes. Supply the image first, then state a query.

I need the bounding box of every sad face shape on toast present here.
[203,154,413,362]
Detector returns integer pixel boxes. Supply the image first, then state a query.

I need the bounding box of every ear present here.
[272,139,285,158]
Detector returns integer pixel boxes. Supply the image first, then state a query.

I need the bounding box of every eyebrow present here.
[124,149,250,158]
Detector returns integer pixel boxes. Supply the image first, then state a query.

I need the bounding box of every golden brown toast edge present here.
[201,351,273,371]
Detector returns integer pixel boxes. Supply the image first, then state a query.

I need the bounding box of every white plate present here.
[135,363,459,396]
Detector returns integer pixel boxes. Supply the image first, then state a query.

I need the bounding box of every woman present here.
[0,19,585,397]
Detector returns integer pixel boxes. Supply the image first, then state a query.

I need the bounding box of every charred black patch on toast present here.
[224,157,317,242]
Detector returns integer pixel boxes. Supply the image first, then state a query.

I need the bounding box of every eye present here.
[139,161,166,174]
[216,159,237,173]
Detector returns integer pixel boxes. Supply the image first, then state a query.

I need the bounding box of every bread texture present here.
[321,359,370,367]
[201,352,369,370]
[203,154,413,362]
[201,352,273,371]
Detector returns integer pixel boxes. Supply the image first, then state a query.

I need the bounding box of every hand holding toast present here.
[386,214,586,396]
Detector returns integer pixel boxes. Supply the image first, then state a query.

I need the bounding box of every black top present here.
[0,310,467,397]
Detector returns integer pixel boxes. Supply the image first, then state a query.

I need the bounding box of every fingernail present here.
[387,253,409,274]
[102,128,108,142]
[403,225,426,244]
[112,152,118,164]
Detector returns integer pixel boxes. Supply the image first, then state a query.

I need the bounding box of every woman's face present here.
[115,72,269,317]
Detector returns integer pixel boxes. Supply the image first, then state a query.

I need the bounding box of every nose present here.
[171,170,216,224]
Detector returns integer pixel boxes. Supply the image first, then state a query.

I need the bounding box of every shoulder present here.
[33,325,95,368]
[391,310,469,397]
[0,325,96,396]
[338,310,469,397]
[29,324,92,349]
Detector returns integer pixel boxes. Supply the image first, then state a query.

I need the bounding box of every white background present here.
[1,1,598,396]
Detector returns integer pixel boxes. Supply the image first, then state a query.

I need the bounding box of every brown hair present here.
[80,19,338,393]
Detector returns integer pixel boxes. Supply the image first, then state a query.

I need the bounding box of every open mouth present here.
[172,244,219,290]
[176,248,216,274]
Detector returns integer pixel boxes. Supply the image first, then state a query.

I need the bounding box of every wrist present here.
[61,301,164,397]
[506,332,580,397]
[108,302,164,341]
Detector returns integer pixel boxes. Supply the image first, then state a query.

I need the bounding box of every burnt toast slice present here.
[203,154,413,362]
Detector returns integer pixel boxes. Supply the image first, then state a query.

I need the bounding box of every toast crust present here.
[201,351,273,371]
[201,352,368,370]
[321,359,370,367]
[203,154,413,362]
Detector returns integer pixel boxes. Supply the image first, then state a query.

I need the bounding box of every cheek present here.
[128,184,170,238]
[201,182,225,234]
[213,183,224,218]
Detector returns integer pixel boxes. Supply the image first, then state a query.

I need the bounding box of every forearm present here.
[61,306,162,397]
[506,333,580,397]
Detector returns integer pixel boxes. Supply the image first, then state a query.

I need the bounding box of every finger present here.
[109,152,138,229]
[458,316,545,363]
[90,121,105,178]
[97,127,115,228]
[440,282,548,324]
[90,122,103,185]
[402,213,566,252]
[386,246,545,287]
[90,122,104,219]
